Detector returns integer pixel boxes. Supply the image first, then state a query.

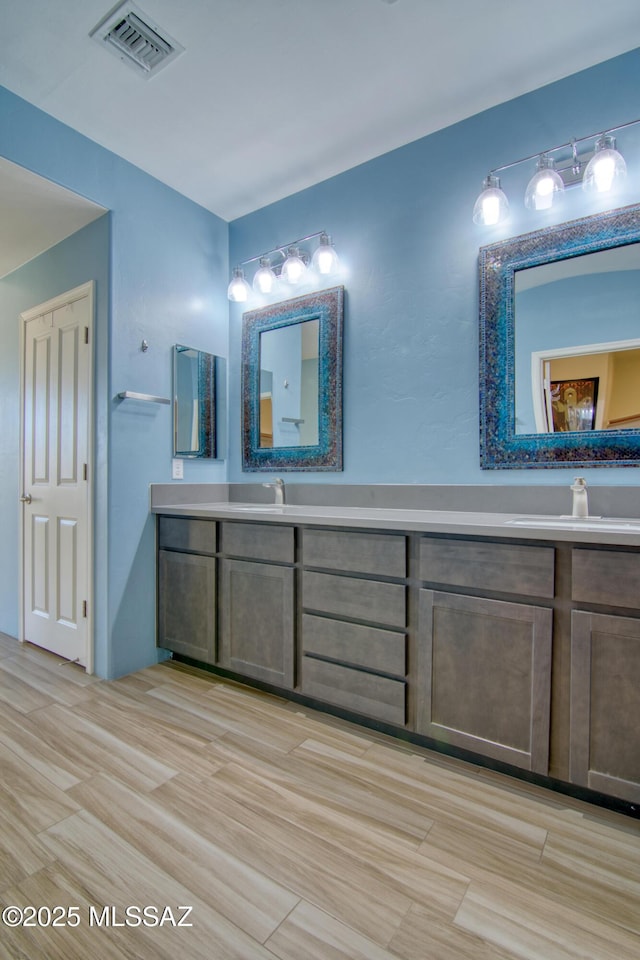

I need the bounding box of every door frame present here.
[18,281,96,673]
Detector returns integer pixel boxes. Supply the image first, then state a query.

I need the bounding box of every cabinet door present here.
[417,590,552,773]
[219,559,294,688]
[157,550,216,663]
[571,610,640,803]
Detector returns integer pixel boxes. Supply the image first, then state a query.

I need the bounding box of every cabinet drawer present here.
[220,521,294,563]
[419,537,554,598]
[572,548,640,609]
[301,656,406,726]
[158,516,216,554]
[302,614,406,676]
[303,571,406,628]
[303,528,406,578]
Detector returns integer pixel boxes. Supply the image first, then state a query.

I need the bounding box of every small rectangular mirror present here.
[173,344,226,459]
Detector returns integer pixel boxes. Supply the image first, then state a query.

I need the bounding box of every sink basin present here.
[506,516,640,532]
[228,504,284,513]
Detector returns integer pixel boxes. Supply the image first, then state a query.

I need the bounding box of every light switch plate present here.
[172,458,184,479]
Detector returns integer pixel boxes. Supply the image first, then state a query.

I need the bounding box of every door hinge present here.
[83,463,88,481]
[82,601,87,618]
[84,326,89,345]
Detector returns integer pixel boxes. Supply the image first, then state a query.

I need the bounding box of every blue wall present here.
[228,47,640,485]
[0,86,229,677]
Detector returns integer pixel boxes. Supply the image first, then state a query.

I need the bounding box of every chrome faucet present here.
[263,478,285,505]
[570,477,588,518]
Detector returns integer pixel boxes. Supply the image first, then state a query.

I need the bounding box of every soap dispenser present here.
[570,477,588,518]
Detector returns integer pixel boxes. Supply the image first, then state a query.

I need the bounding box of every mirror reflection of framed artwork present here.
[548,377,599,433]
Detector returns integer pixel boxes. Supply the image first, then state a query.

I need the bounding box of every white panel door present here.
[21,286,92,667]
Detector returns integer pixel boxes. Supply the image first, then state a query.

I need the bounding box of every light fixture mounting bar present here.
[487,117,640,179]
[237,231,327,269]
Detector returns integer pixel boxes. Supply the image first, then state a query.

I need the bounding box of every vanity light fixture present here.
[280,246,308,285]
[227,230,339,302]
[312,232,340,275]
[472,174,509,226]
[227,265,251,303]
[582,134,627,193]
[524,154,564,211]
[474,117,639,225]
[252,257,277,294]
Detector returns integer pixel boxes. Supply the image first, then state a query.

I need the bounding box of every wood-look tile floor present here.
[0,632,639,960]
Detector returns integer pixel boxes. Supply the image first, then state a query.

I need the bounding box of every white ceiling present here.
[2,1,640,272]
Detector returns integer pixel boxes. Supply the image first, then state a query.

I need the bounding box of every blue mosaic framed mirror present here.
[242,286,344,471]
[479,202,640,468]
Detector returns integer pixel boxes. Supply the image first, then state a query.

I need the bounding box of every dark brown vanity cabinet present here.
[155,512,640,811]
[416,537,554,774]
[157,516,295,687]
[157,517,217,663]
[300,529,408,725]
[570,548,640,804]
[218,522,295,689]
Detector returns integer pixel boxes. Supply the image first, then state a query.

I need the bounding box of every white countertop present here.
[152,501,640,546]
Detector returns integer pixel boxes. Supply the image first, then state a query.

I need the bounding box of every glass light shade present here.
[312,233,340,276]
[524,155,564,211]
[227,265,251,302]
[252,258,276,294]
[583,135,626,193]
[473,175,509,226]
[281,247,307,284]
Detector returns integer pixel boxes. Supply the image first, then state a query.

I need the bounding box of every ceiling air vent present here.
[90,2,184,78]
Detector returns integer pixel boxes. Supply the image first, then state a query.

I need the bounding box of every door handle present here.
[20,494,32,504]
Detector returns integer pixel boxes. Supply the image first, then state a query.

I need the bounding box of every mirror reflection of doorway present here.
[532,339,640,433]
[260,369,274,447]
[258,318,319,448]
